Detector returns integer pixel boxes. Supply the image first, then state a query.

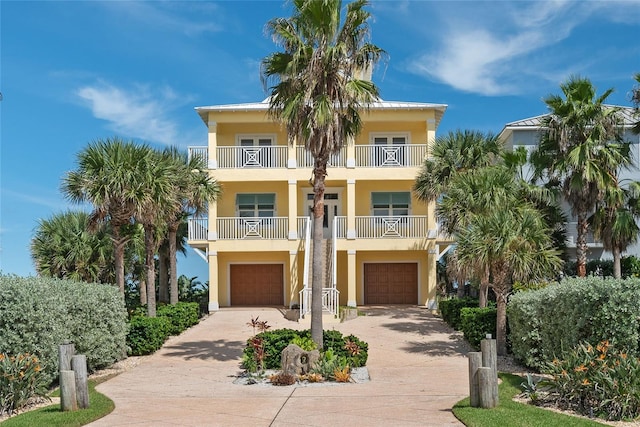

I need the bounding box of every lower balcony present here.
[188,217,309,241]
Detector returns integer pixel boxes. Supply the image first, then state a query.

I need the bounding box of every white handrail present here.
[300,217,312,319]
[332,216,337,289]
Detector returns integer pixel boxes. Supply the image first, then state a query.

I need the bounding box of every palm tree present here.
[31,210,113,283]
[456,203,562,356]
[531,76,630,277]
[135,148,181,317]
[590,181,640,278]
[160,147,221,305]
[261,0,384,347]
[631,72,640,134]
[62,138,153,292]
[414,130,502,307]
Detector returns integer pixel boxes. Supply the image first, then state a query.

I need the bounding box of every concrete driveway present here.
[91,307,471,426]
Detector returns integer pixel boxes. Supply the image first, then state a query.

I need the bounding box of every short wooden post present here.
[480,336,499,406]
[468,352,482,407]
[59,342,75,371]
[478,367,498,408]
[60,370,78,411]
[71,355,89,409]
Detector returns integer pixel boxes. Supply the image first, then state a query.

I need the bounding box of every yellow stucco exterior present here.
[188,98,449,313]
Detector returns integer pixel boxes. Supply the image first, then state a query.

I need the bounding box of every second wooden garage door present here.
[230,264,284,306]
[364,263,418,304]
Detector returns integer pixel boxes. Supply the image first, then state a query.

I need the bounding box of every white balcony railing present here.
[334,215,429,239]
[565,222,601,247]
[217,217,288,239]
[188,144,427,170]
[188,217,208,240]
[355,144,427,167]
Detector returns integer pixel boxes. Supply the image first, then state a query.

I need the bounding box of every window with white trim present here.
[371,192,410,216]
[237,135,275,168]
[370,133,409,166]
[236,194,275,217]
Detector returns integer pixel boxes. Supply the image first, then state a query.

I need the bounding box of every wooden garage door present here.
[364,263,418,304]
[230,264,284,306]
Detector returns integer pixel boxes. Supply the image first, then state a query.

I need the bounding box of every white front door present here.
[307,192,340,239]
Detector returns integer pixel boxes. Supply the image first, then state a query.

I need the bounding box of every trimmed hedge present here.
[508,277,640,369]
[156,302,200,336]
[127,316,171,356]
[439,297,479,330]
[0,275,128,386]
[460,307,497,349]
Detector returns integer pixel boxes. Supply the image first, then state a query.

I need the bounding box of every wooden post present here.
[480,337,499,406]
[468,352,482,407]
[60,370,78,411]
[59,342,75,372]
[478,367,498,408]
[71,355,89,409]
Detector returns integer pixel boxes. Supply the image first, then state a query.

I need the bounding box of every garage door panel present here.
[231,264,284,306]
[364,263,417,305]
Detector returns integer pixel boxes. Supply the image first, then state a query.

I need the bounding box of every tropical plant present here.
[31,210,113,283]
[62,138,154,292]
[261,0,384,347]
[589,180,640,278]
[159,147,220,304]
[530,75,630,277]
[414,130,503,307]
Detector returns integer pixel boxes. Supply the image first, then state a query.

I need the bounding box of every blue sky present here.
[1,0,639,282]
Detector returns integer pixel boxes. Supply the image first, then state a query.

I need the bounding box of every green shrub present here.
[439,297,479,330]
[242,329,368,372]
[508,277,640,369]
[156,302,199,336]
[0,275,128,386]
[0,353,50,416]
[127,316,171,356]
[460,307,497,349]
[544,341,640,421]
[311,348,349,380]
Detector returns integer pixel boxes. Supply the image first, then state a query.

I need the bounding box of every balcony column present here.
[346,135,356,168]
[208,200,218,241]
[208,120,218,169]
[346,179,356,239]
[426,118,436,159]
[208,251,219,311]
[288,137,297,169]
[288,179,298,240]
[425,246,438,311]
[347,249,357,307]
[289,250,299,307]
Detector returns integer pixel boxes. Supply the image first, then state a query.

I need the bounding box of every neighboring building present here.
[499,106,640,261]
[187,98,452,316]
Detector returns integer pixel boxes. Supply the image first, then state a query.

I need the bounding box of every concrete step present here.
[297,312,341,328]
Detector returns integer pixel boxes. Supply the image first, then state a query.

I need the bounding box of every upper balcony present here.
[188,144,428,171]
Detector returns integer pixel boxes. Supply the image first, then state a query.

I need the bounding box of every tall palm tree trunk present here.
[495,292,508,356]
[144,224,158,317]
[311,159,328,348]
[576,214,589,277]
[168,227,179,304]
[479,268,489,308]
[112,227,126,293]
[158,248,169,303]
[613,246,622,279]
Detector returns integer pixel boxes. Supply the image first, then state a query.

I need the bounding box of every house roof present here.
[195,98,448,128]
[499,105,638,141]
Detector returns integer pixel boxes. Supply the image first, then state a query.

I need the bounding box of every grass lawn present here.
[452,373,608,427]
[1,378,114,427]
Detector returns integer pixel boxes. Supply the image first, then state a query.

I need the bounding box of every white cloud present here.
[404,1,637,96]
[76,81,188,146]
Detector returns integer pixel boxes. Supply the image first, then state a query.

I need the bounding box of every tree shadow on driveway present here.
[162,339,245,362]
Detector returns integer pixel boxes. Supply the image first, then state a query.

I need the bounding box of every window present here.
[372,192,410,216]
[236,194,275,217]
[237,135,274,167]
[371,134,408,166]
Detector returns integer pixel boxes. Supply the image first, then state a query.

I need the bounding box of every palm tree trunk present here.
[144,224,157,317]
[158,247,169,303]
[479,268,489,308]
[495,291,508,356]
[576,214,589,277]
[112,227,126,293]
[139,277,147,306]
[168,227,179,304]
[613,246,622,279]
[311,159,327,349]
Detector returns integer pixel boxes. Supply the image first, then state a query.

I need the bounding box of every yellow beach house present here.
[187,97,451,317]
